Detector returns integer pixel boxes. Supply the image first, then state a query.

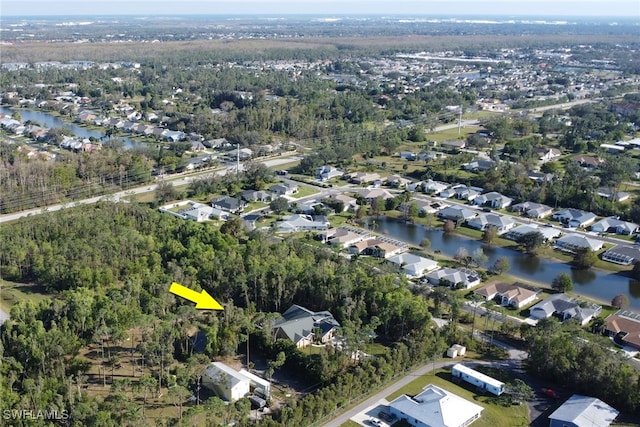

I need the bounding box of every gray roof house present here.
[549,395,618,427]
[453,185,481,201]
[472,192,513,209]
[272,305,341,348]
[590,216,638,235]
[555,234,604,253]
[387,253,439,278]
[316,165,343,181]
[529,294,602,326]
[466,213,516,234]
[212,196,246,213]
[182,203,230,222]
[602,245,640,265]
[510,201,553,218]
[551,209,597,228]
[421,180,449,194]
[241,189,271,202]
[269,182,298,196]
[437,206,477,223]
[423,267,481,289]
[503,224,561,242]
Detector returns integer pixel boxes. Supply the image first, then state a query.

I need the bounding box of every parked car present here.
[368,418,382,427]
[541,388,560,399]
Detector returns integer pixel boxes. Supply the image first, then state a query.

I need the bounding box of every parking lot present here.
[349,400,394,426]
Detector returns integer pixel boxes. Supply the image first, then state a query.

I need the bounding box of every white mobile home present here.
[451,363,504,396]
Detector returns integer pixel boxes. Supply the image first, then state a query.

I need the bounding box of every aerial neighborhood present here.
[1,8,640,427]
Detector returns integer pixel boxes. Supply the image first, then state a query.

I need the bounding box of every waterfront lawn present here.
[386,369,528,427]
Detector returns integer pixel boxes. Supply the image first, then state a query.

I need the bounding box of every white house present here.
[423,268,480,289]
[510,201,553,219]
[552,209,597,228]
[437,206,477,223]
[529,294,602,326]
[472,192,513,209]
[276,214,329,233]
[323,228,368,248]
[549,395,619,427]
[451,364,505,396]
[555,234,604,253]
[466,213,516,234]
[503,224,561,242]
[202,362,251,402]
[590,216,638,235]
[387,253,439,278]
[389,384,483,427]
[269,182,298,196]
[316,165,343,181]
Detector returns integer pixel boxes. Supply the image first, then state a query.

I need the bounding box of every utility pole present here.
[236,143,240,175]
[457,106,463,136]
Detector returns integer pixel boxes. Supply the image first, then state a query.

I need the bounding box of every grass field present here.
[291,184,321,199]
[0,279,51,314]
[386,369,528,427]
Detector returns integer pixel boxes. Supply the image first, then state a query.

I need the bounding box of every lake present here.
[0,106,144,149]
[370,217,640,310]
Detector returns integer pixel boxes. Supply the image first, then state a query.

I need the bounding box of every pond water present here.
[0,106,144,149]
[370,217,640,310]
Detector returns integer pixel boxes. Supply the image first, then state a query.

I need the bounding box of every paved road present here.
[0,155,302,224]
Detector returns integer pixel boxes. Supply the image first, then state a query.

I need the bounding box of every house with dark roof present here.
[437,206,477,223]
[552,209,597,228]
[241,189,271,202]
[503,224,561,242]
[510,201,553,219]
[590,216,638,235]
[212,196,246,214]
[602,245,640,265]
[549,395,618,427]
[529,294,601,326]
[572,155,605,169]
[472,192,513,209]
[269,182,298,196]
[272,305,341,348]
[423,267,480,289]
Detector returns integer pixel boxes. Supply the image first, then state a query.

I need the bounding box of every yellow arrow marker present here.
[169,282,224,310]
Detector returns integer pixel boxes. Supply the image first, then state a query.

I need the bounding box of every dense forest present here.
[0,202,443,426]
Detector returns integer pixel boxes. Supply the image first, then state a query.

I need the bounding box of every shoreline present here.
[359,218,622,310]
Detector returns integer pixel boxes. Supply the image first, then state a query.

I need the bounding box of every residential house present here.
[182,155,214,171]
[604,311,640,350]
[452,185,481,201]
[463,158,496,172]
[602,245,640,265]
[474,282,538,308]
[551,208,597,228]
[295,199,327,215]
[529,294,602,326]
[437,206,477,223]
[269,182,298,196]
[399,151,417,161]
[555,234,604,253]
[549,395,619,427]
[466,214,516,234]
[212,196,246,214]
[473,192,513,209]
[272,305,341,348]
[316,165,343,181]
[182,203,229,222]
[276,214,329,233]
[419,179,449,195]
[423,268,481,289]
[510,202,553,219]
[347,171,381,185]
[572,155,605,169]
[349,238,406,259]
[323,228,368,248]
[596,188,631,202]
[451,364,505,396]
[387,253,439,278]
[534,147,562,163]
[389,384,483,427]
[441,140,467,150]
[202,362,250,402]
[591,216,638,235]
[238,148,253,160]
[327,194,358,212]
[527,171,555,183]
[241,189,271,202]
[361,188,394,203]
[503,224,561,242]
[386,175,412,188]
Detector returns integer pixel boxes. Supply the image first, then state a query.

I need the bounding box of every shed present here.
[446,344,467,358]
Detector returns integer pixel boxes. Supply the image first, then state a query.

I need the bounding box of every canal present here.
[371,217,640,310]
[0,106,143,149]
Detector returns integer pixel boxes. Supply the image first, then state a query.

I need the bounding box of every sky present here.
[2,0,639,17]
